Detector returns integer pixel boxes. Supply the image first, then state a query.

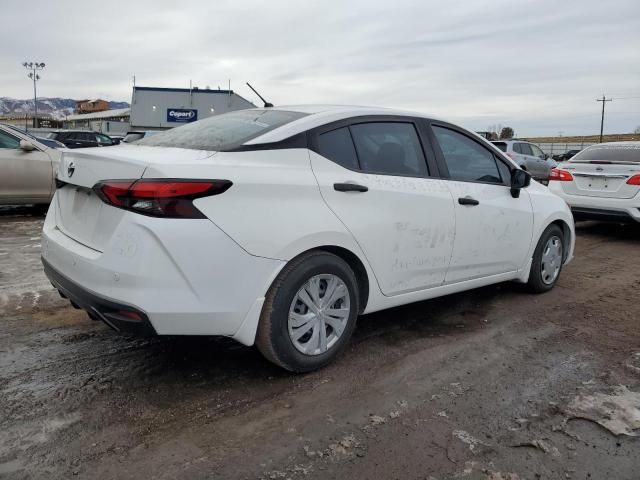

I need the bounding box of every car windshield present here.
[569,144,640,163]
[491,142,507,152]
[138,109,309,151]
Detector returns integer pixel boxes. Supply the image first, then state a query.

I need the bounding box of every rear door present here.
[0,128,53,202]
[429,124,533,283]
[310,117,456,295]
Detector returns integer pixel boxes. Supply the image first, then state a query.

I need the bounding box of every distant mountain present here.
[0,97,130,120]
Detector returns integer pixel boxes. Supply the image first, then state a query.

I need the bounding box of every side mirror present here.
[111,138,120,145]
[19,139,36,152]
[544,153,550,160]
[510,169,531,198]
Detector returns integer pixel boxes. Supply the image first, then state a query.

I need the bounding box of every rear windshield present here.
[138,109,308,151]
[491,142,507,152]
[570,144,640,163]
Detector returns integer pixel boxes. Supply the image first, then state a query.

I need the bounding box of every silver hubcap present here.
[541,235,563,285]
[288,274,351,356]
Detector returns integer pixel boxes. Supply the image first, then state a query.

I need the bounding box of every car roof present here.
[244,104,447,145]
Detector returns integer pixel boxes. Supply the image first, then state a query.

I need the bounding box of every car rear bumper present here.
[41,196,285,341]
[43,258,157,335]
[570,207,639,223]
[548,183,640,223]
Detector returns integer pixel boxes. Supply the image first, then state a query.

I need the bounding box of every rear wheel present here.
[256,251,359,372]
[527,224,564,293]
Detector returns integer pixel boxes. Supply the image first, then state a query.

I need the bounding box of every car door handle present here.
[458,196,479,206]
[334,183,368,193]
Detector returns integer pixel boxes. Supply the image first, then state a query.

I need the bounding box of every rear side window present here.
[432,126,503,184]
[317,127,359,170]
[138,109,308,151]
[350,122,428,176]
[492,142,507,152]
[513,143,522,154]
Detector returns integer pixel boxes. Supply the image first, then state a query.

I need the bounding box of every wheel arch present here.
[549,218,572,262]
[309,245,370,313]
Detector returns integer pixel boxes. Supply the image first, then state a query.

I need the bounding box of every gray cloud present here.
[2,0,639,135]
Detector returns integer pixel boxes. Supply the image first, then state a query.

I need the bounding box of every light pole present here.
[22,61,45,129]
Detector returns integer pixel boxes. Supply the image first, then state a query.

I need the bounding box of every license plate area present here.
[55,186,107,251]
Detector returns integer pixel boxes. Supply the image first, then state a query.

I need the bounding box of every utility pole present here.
[22,62,45,129]
[596,95,612,143]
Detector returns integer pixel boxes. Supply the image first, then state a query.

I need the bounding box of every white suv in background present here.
[492,140,556,181]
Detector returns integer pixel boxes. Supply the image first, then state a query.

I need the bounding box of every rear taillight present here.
[626,174,640,185]
[549,168,574,182]
[94,179,232,218]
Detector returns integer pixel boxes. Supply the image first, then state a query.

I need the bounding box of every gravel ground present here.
[1,206,639,479]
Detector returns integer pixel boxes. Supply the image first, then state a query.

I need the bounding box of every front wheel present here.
[256,251,359,372]
[527,224,565,293]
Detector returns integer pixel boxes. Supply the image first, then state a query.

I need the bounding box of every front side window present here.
[0,130,20,149]
[432,126,503,184]
[519,143,534,156]
[530,144,544,158]
[138,109,309,151]
[349,122,428,176]
[317,127,359,170]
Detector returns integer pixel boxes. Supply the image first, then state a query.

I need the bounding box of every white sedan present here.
[548,142,640,223]
[42,106,575,372]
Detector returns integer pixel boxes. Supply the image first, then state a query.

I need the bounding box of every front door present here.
[430,125,534,284]
[310,119,456,295]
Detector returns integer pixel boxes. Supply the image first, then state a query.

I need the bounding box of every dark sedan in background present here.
[46,130,119,148]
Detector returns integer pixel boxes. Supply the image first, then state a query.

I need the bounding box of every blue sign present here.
[166,108,198,123]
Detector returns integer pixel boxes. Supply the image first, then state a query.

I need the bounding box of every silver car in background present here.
[492,139,557,181]
[0,124,63,206]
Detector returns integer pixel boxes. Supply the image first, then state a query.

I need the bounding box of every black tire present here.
[256,251,359,373]
[527,224,564,293]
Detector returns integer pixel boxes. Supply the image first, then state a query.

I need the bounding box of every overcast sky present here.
[2,0,639,135]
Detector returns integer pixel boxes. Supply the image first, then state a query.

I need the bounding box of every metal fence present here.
[536,142,596,157]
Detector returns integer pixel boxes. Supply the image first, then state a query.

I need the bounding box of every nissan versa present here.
[42,106,575,372]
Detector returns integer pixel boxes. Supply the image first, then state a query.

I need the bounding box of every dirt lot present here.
[1,207,639,480]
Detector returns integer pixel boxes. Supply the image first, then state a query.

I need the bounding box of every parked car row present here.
[491,139,557,181]
[553,149,581,162]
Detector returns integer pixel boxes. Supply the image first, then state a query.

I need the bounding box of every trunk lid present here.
[560,161,640,199]
[53,146,216,251]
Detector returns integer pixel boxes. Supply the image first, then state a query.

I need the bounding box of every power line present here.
[596,95,612,143]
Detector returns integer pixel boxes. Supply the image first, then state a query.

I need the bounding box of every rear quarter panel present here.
[144,149,374,266]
